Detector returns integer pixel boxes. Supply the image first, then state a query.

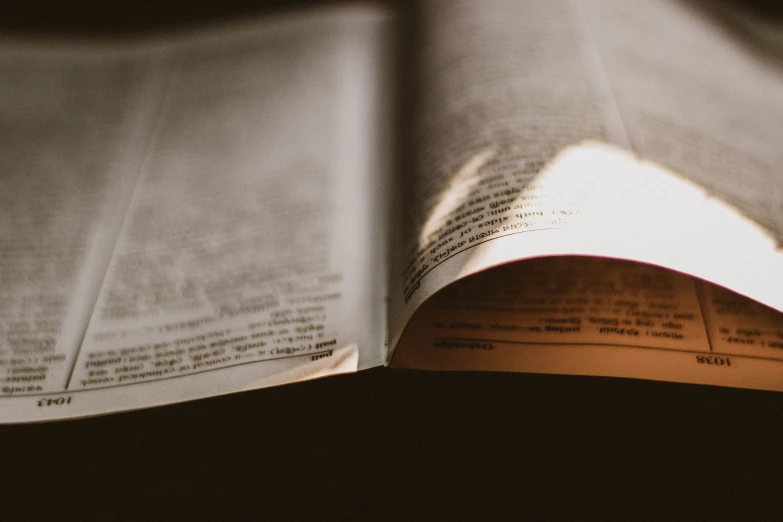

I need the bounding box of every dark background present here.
[2,1,783,519]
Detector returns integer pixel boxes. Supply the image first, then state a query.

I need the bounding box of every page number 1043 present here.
[37,397,72,407]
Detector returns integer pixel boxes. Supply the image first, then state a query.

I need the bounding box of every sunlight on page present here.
[456,141,783,313]
[392,141,783,391]
[391,140,783,351]
[418,147,495,246]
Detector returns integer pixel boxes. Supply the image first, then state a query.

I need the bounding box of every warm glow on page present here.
[394,257,783,392]
[455,141,783,314]
[391,141,783,391]
[418,147,496,246]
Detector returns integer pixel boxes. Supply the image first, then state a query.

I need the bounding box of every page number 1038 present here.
[696,355,731,366]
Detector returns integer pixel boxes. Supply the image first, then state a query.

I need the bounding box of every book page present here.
[394,257,783,391]
[582,0,783,241]
[0,7,393,422]
[389,0,635,348]
[0,44,168,419]
[389,0,783,370]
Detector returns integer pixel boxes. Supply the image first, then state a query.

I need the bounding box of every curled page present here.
[389,0,783,390]
[390,0,783,348]
[394,256,783,392]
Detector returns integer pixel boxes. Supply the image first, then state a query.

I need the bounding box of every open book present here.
[3,0,783,423]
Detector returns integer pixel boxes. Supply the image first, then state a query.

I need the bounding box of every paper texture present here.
[388,0,783,390]
[0,7,390,422]
[389,0,783,348]
[393,257,783,391]
[3,0,783,421]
